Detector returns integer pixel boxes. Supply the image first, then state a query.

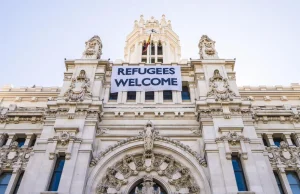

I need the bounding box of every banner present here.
[111,66,182,93]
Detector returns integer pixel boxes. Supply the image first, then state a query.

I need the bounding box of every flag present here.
[142,34,151,53]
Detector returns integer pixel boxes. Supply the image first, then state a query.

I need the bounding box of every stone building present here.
[0,15,300,194]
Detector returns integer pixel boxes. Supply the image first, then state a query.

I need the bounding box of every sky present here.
[0,0,299,88]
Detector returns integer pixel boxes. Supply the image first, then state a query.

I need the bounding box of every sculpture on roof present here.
[82,35,102,59]
[198,35,219,59]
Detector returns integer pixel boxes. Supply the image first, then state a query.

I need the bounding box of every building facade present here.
[0,15,300,194]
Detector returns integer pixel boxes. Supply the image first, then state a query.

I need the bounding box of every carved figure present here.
[198,35,219,59]
[135,175,161,194]
[82,35,102,59]
[207,69,237,101]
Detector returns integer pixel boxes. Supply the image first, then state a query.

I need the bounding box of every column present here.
[277,168,293,194]
[162,41,167,63]
[266,134,275,147]
[189,83,196,103]
[138,41,143,63]
[154,41,158,62]
[176,91,182,104]
[23,133,34,148]
[5,168,22,194]
[136,92,141,104]
[283,133,294,146]
[117,92,122,104]
[103,87,110,103]
[154,91,159,104]
[5,134,15,147]
[158,91,163,103]
[147,43,150,63]
[122,92,127,103]
[172,91,177,103]
[140,91,145,103]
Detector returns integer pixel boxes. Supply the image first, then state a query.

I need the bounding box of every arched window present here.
[142,41,147,55]
[157,41,163,55]
[151,41,155,55]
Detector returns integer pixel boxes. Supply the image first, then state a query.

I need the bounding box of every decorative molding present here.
[207,70,237,101]
[0,141,32,170]
[96,153,200,194]
[267,141,300,170]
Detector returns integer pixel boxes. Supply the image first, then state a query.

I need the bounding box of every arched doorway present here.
[129,175,167,194]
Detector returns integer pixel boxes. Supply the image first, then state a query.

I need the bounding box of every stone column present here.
[162,41,167,63]
[154,41,158,62]
[158,91,163,103]
[5,168,22,194]
[154,91,159,104]
[189,82,196,103]
[103,87,110,103]
[140,91,145,103]
[266,134,275,147]
[138,41,143,63]
[136,92,141,104]
[5,134,15,147]
[172,91,177,103]
[23,133,34,148]
[283,133,294,146]
[277,168,293,194]
[122,92,127,103]
[117,92,122,104]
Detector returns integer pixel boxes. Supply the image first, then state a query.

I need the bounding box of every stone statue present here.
[143,121,157,156]
[82,35,102,59]
[198,35,219,59]
[135,175,161,194]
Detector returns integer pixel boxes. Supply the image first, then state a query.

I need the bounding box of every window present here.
[142,41,147,55]
[127,92,136,101]
[48,156,65,191]
[157,58,163,63]
[262,134,269,147]
[163,90,172,100]
[287,171,300,193]
[145,91,154,100]
[16,138,26,147]
[157,41,163,55]
[141,58,147,63]
[181,86,190,100]
[232,156,248,191]
[13,172,24,194]
[150,42,155,55]
[273,136,284,147]
[109,92,118,100]
[274,171,284,194]
[0,172,12,193]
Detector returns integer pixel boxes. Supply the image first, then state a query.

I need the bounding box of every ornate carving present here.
[82,35,102,59]
[215,131,250,145]
[0,141,32,169]
[96,128,109,136]
[64,70,92,102]
[140,121,158,157]
[207,70,237,101]
[96,153,200,194]
[267,141,300,168]
[198,35,219,59]
[135,175,161,194]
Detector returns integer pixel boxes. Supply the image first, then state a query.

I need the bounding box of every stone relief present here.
[0,141,32,170]
[267,141,300,169]
[215,131,250,146]
[135,175,161,194]
[90,121,206,168]
[198,35,219,59]
[96,153,200,194]
[64,70,92,102]
[207,69,237,101]
[82,35,102,59]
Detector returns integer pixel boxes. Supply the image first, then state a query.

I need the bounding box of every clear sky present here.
[0,0,299,87]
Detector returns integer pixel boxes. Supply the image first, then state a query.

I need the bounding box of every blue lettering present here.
[142,78,151,86]
[115,79,128,87]
[118,68,125,75]
[169,68,175,74]
[171,78,177,85]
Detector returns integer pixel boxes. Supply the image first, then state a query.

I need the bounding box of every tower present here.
[124,15,181,63]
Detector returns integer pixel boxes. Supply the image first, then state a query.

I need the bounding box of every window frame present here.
[48,156,65,191]
[231,155,248,191]
[286,171,300,194]
[273,171,284,194]
[0,172,12,194]
[127,91,136,101]
[145,91,154,101]
[109,92,118,101]
[163,90,173,101]
[181,85,191,101]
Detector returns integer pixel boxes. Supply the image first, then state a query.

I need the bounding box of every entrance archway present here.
[128,175,168,194]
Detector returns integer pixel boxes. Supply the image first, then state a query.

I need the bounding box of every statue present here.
[142,121,158,156]
[82,35,102,59]
[198,35,219,59]
[135,175,161,194]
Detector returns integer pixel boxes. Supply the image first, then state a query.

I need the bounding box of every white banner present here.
[111,66,182,93]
